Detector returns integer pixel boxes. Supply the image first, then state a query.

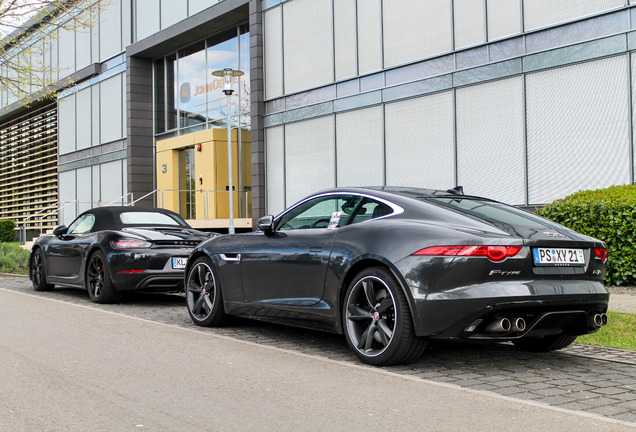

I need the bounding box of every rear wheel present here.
[513,334,577,352]
[30,249,54,291]
[86,250,121,304]
[343,267,427,366]
[185,257,226,327]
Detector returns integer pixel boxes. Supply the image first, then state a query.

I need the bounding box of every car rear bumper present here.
[107,248,190,292]
[409,280,609,339]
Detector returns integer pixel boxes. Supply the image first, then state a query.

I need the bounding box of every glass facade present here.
[154,24,250,135]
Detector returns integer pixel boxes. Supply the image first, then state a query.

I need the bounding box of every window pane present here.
[178,42,206,128]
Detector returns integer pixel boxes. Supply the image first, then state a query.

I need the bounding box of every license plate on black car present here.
[172,257,188,269]
[532,248,585,266]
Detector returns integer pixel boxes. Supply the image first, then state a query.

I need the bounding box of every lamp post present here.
[212,68,244,234]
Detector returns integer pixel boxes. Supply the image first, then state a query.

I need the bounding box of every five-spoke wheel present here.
[343,267,427,365]
[30,249,54,291]
[86,250,121,304]
[186,256,226,326]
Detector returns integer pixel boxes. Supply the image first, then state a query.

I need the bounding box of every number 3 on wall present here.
[161,164,167,174]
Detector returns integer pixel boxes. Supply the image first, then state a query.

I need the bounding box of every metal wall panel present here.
[358,0,383,74]
[161,0,188,29]
[77,166,92,213]
[457,77,525,204]
[135,0,160,41]
[526,56,631,204]
[58,95,75,155]
[99,0,122,61]
[264,6,284,99]
[266,126,286,215]
[336,106,384,187]
[76,88,92,151]
[454,0,485,49]
[385,91,455,189]
[283,0,334,94]
[58,25,75,73]
[99,74,123,144]
[383,0,452,68]
[59,170,76,225]
[523,0,624,31]
[100,160,123,203]
[334,0,357,81]
[285,116,335,206]
[487,0,522,41]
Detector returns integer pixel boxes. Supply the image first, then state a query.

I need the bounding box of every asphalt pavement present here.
[0,286,634,432]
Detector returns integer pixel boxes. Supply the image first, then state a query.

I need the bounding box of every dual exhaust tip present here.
[485,317,526,333]
[593,313,608,327]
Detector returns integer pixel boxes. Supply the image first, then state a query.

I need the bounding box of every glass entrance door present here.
[178,147,196,219]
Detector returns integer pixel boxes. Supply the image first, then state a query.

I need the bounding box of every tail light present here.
[111,239,152,249]
[413,245,522,262]
[593,248,608,263]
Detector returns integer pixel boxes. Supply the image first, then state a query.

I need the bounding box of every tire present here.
[343,267,427,366]
[86,250,122,304]
[185,256,226,327]
[513,334,577,352]
[30,249,54,291]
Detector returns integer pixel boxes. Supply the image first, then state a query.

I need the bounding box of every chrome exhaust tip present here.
[485,317,511,333]
[513,317,526,332]
[601,313,608,326]
[593,314,603,327]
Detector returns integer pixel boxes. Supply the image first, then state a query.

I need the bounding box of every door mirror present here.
[257,215,274,232]
[52,225,68,239]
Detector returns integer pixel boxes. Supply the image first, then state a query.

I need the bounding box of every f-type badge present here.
[489,270,521,276]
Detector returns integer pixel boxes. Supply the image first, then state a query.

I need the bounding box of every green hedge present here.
[0,219,16,243]
[536,184,636,286]
[0,242,30,275]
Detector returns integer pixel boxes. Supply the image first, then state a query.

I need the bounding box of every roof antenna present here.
[447,186,464,195]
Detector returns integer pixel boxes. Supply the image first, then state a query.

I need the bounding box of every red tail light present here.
[413,245,522,262]
[117,269,144,274]
[111,239,152,249]
[594,248,608,263]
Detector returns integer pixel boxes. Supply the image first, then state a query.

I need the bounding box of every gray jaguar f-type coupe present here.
[184,187,609,365]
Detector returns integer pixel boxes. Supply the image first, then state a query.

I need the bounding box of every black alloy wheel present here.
[30,249,54,291]
[513,334,577,352]
[86,250,121,304]
[343,267,427,366]
[186,257,226,327]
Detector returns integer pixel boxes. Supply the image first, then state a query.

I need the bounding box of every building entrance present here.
[155,128,252,231]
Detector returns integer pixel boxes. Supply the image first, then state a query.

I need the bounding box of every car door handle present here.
[309,247,322,253]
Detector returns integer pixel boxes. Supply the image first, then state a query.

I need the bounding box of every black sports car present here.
[29,207,211,303]
[184,187,610,365]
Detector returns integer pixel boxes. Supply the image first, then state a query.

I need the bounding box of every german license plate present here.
[532,248,585,266]
[172,257,188,269]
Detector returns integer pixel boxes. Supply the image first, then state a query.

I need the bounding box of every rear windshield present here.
[119,212,187,226]
[426,197,551,230]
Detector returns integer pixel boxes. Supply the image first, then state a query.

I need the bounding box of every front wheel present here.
[513,334,577,352]
[30,249,54,291]
[86,250,121,304]
[185,257,226,327]
[343,267,427,366]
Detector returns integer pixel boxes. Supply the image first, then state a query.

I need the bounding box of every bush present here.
[536,184,636,286]
[0,242,30,275]
[0,219,16,242]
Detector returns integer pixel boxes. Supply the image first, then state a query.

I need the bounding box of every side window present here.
[277,195,362,231]
[348,198,393,225]
[67,214,96,234]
